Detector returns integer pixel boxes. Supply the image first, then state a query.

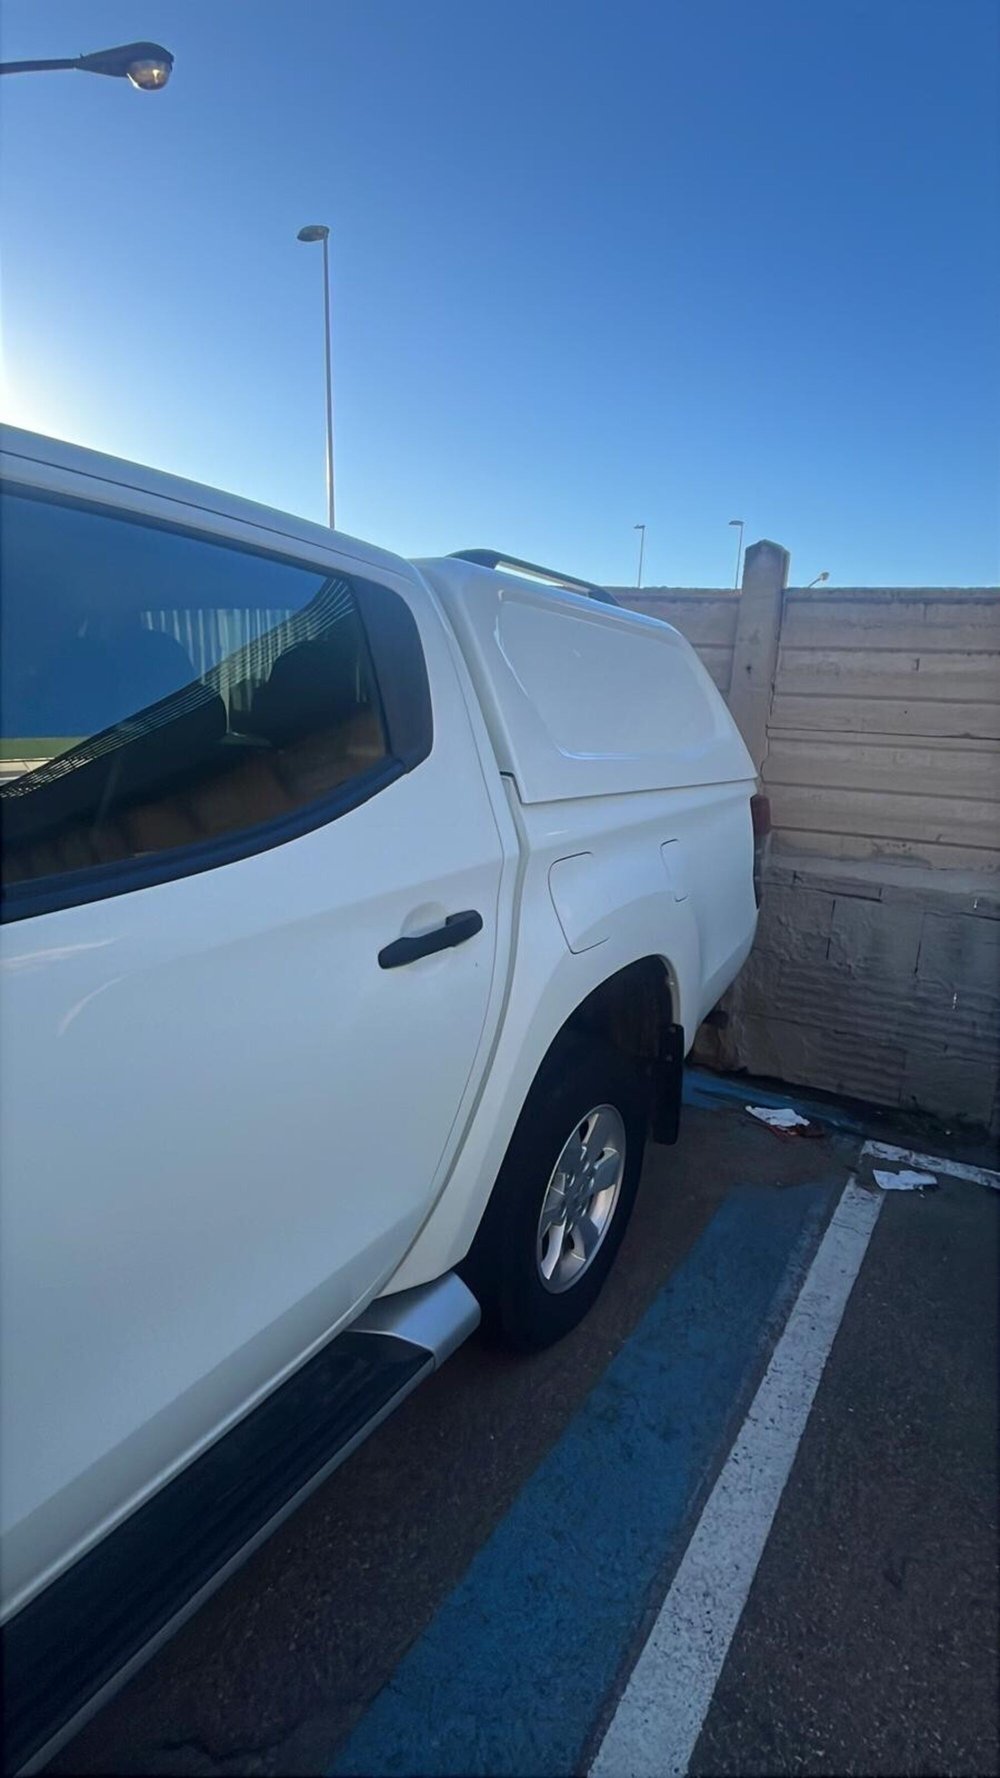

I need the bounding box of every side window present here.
[0,491,427,914]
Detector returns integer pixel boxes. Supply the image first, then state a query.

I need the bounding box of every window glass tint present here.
[1,492,388,896]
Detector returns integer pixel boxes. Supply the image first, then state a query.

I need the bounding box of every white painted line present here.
[862,1140,1000,1193]
[590,1178,882,1778]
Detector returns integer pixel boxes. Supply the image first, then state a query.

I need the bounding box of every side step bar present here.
[3,1274,479,1775]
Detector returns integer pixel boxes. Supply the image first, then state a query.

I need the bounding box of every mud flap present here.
[650,1021,685,1145]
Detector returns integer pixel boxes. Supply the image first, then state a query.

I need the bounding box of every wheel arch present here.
[560,955,684,1146]
[384,947,687,1296]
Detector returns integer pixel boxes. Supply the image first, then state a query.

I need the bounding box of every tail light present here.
[750,792,771,908]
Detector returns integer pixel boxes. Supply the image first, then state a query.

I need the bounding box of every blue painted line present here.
[330,1178,836,1778]
[683,1066,869,1134]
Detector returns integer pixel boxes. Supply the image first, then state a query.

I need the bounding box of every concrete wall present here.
[768,586,1000,871]
[730,855,1000,1131]
[609,551,1000,1134]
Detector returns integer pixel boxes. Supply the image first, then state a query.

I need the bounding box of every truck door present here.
[0,481,503,1607]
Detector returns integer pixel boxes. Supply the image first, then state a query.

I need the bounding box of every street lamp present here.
[297,224,336,530]
[0,41,174,88]
[634,523,646,590]
[806,571,830,589]
[728,518,745,590]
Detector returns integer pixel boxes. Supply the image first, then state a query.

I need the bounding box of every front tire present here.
[464,1034,647,1351]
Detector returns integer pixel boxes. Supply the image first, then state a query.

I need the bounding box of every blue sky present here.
[1,0,997,587]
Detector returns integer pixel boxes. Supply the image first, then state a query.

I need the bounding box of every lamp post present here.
[297,224,335,530]
[806,571,830,589]
[634,523,646,590]
[0,41,173,87]
[728,518,745,590]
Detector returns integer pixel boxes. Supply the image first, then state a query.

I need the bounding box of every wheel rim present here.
[535,1104,626,1295]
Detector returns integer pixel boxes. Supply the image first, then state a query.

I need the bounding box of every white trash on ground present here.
[745,1106,810,1130]
[872,1168,939,1192]
[863,1140,1000,1193]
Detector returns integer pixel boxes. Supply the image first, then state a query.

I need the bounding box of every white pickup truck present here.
[0,428,759,1771]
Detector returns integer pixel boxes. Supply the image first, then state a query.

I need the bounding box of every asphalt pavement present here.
[48,1073,998,1777]
[690,1153,999,1778]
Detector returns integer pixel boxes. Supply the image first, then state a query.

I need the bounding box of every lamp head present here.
[77,41,173,87]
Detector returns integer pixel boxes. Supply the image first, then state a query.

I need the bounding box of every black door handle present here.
[378,909,484,970]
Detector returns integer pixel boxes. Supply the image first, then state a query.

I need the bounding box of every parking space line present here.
[330,1180,835,1777]
[591,1178,882,1778]
[861,1140,1000,1192]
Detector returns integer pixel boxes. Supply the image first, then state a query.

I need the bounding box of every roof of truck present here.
[2,428,754,804]
[2,431,625,616]
[0,426,413,584]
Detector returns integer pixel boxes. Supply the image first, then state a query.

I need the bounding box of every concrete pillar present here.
[727,539,790,771]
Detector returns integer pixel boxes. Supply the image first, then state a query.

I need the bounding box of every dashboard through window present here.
[0,490,404,914]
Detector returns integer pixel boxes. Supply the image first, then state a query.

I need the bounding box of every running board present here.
[3,1273,479,1775]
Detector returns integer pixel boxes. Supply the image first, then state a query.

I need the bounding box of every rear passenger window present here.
[0,491,411,913]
